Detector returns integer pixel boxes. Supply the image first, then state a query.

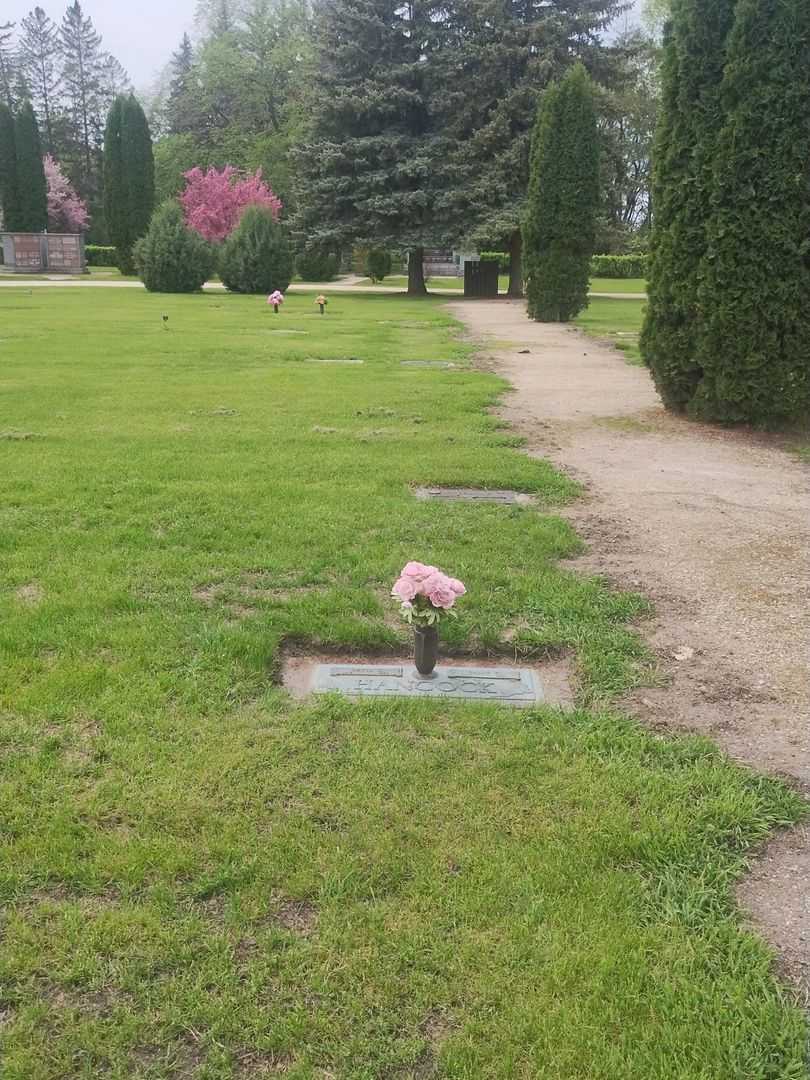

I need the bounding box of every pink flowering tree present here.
[44,155,90,233]
[180,166,283,243]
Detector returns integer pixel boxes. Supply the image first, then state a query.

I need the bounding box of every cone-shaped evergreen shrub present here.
[523,64,599,323]
[219,206,293,294]
[365,248,392,283]
[13,103,47,233]
[136,201,214,293]
[295,247,339,281]
[640,0,736,410]
[0,103,20,230]
[104,95,155,275]
[693,0,810,425]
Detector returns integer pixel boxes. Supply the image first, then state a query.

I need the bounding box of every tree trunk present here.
[407,246,428,295]
[507,230,524,298]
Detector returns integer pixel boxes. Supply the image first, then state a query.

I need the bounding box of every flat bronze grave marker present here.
[312,663,541,706]
[400,361,457,369]
[415,487,535,505]
[304,357,364,365]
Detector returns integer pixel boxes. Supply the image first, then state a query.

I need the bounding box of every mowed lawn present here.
[0,288,805,1079]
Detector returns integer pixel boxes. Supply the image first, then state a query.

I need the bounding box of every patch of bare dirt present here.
[14,582,44,605]
[274,899,318,936]
[447,299,810,992]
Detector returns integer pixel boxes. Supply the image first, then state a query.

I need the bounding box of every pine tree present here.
[59,1,105,194]
[430,0,628,297]
[104,95,155,274]
[294,0,445,296]
[137,199,215,293]
[19,7,60,153]
[13,101,47,232]
[639,0,736,410]
[523,64,599,322]
[693,0,810,425]
[0,22,16,110]
[167,34,196,135]
[0,101,20,228]
[219,204,293,293]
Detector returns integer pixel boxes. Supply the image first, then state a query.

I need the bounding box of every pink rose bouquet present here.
[392,561,466,625]
[268,290,285,312]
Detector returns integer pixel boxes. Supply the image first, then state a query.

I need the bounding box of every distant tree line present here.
[0,2,131,232]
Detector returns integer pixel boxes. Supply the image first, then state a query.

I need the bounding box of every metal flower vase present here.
[413,624,439,676]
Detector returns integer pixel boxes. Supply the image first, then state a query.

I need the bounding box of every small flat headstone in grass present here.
[415,487,535,506]
[400,361,457,369]
[304,357,364,365]
[312,663,541,706]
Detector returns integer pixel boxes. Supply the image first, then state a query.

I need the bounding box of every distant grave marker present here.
[415,487,535,505]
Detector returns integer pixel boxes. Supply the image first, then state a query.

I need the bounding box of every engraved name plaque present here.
[312,664,542,707]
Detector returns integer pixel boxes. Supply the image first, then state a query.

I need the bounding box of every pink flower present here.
[427,575,458,610]
[268,290,284,305]
[392,576,418,602]
[401,562,438,584]
[448,578,466,597]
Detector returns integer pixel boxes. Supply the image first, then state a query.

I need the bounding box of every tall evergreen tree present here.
[59,1,105,194]
[523,64,600,322]
[431,0,628,297]
[104,94,155,274]
[639,0,736,410]
[294,0,445,295]
[167,34,196,135]
[0,101,20,228]
[19,7,61,153]
[13,100,47,231]
[693,0,810,425]
[0,22,16,110]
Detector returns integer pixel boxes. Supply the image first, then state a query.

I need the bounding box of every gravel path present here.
[449,298,810,997]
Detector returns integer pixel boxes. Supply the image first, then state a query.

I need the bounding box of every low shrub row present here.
[85,244,118,267]
[480,251,510,273]
[589,253,649,278]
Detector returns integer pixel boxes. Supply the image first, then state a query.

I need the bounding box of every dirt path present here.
[448,299,810,995]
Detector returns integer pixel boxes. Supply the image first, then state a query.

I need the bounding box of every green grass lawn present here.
[576,297,647,364]
[1,288,805,1079]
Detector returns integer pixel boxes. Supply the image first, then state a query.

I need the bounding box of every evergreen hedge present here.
[136,201,214,293]
[296,247,339,281]
[693,0,810,425]
[590,254,649,278]
[640,0,736,411]
[523,64,600,322]
[219,206,293,294]
[364,249,392,283]
[85,245,118,266]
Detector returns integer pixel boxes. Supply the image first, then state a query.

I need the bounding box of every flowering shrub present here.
[180,166,282,243]
[44,155,89,233]
[392,562,466,625]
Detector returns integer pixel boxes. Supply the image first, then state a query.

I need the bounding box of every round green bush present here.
[365,248,392,282]
[219,206,293,294]
[296,247,339,281]
[136,201,214,293]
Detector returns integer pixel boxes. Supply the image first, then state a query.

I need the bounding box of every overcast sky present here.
[5,0,199,89]
[6,0,642,90]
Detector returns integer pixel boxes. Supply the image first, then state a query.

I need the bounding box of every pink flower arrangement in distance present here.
[268,290,285,312]
[392,562,466,625]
